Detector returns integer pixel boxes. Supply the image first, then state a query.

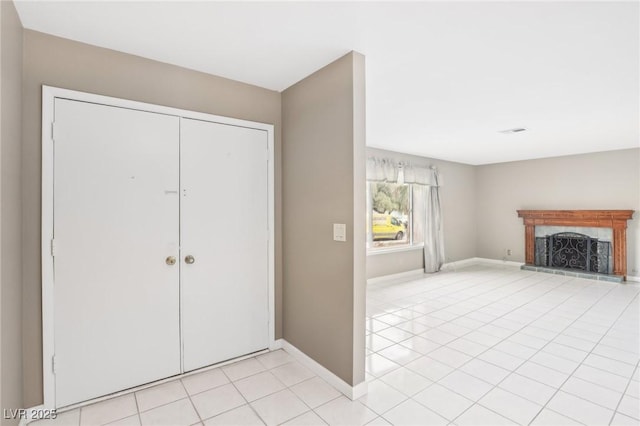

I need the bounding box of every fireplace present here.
[517,210,634,281]
[535,232,611,274]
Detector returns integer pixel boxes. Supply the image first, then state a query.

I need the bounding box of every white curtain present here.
[366,157,445,273]
[423,169,445,273]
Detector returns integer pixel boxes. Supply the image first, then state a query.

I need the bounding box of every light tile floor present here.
[31,265,639,425]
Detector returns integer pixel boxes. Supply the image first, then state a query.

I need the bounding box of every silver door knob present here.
[166,256,176,266]
[185,255,195,264]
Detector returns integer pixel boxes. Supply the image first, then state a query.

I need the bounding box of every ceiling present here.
[14,1,639,165]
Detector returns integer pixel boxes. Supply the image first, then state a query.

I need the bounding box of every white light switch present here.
[333,223,347,242]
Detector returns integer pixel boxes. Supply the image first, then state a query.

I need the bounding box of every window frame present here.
[366,181,425,254]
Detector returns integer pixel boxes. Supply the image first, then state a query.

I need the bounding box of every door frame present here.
[41,85,276,409]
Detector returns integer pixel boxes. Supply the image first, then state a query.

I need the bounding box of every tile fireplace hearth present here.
[517,210,634,281]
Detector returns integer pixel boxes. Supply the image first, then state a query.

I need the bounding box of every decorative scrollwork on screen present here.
[534,232,610,274]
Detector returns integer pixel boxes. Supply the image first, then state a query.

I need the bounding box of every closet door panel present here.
[181,119,269,371]
[53,99,181,407]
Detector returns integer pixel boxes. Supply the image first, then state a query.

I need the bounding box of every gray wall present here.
[0,0,23,423]
[368,249,425,280]
[366,148,477,279]
[21,30,283,407]
[282,52,366,386]
[476,148,640,276]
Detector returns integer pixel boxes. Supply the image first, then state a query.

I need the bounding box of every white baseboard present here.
[627,275,640,283]
[367,269,424,286]
[277,339,368,400]
[442,257,523,271]
[441,258,479,271]
[474,257,525,268]
[368,258,524,284]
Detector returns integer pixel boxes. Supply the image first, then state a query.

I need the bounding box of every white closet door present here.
[181,118,269,371]
[53,99,181,407]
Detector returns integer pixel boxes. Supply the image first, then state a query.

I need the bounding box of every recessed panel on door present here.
[53,99,181,406]
[181,119,269,371]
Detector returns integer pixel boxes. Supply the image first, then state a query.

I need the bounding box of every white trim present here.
[626,275,640,283]
[440,257,479,271]
[267,127,275,348]
[367,269,425,286]
[367,243,424,256]
[269,338,283,350]
[41,86,276,409]
[367,257,524,286]
[43,86,274,131]
[473,257,525,268]
[278,339,368,400]
[41,88,55,409]
[442,257,524,271]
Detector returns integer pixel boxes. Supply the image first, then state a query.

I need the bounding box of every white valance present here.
[366,157,442,186]
[366,157,398,182]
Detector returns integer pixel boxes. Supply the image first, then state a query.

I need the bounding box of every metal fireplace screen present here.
[535,232,610,274]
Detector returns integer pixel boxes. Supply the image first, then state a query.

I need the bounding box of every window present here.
[366,182,425,250]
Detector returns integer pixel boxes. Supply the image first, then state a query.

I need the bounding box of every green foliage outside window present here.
[371,183,409,214]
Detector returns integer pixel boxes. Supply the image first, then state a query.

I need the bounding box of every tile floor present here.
[31,265,639,425]
[365,265,639,425]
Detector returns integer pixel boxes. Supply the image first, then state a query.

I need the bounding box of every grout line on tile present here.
[608,358,640,425]
[529,291,639,425]
[368,266,638,426]
[176,376,203,425]
[132,389,142,426]
[387,274,613,424]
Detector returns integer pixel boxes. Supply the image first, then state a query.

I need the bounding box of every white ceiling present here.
[14,1,639,165]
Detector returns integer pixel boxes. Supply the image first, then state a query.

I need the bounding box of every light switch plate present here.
[333,223,346,242]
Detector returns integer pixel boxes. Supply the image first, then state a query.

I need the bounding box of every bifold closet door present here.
[181,118,269,371]
[53,99,181,407]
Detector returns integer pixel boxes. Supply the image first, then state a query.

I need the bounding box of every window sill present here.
[367,244,424,256]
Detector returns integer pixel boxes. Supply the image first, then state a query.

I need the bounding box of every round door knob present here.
[165,256,176,266]
[185,255,195,264]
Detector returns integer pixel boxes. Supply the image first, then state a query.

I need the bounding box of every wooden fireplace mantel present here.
[517,210,634,279]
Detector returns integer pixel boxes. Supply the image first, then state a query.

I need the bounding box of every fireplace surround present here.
[517,210,634,280]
